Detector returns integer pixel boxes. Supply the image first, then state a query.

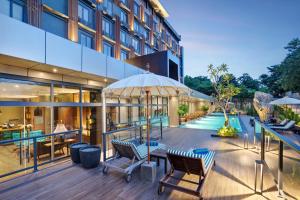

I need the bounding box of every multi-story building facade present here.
[0,0,183,81]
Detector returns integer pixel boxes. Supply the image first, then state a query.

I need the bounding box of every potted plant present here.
[177,104,189,125]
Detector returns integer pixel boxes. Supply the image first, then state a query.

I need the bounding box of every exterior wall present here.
[168,96,179,127]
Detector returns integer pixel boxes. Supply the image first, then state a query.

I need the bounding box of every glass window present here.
[120,50,128,60]
[78,1,94,28]
[120,0,128,7]
[42,12,66,38]
[102,17,114,39]
[103,0,113,16]
[0,0,25,22]
[144,12,150,27]
[78,29,94,49]
[144,29,150,43]
[120,9,128,25]
[42,0,68,15]
[103,41,114,57]
[12,3,23,21]
[133,2,140,18]
[144,44,153,55]
[0,0,10,16]
[133,19,139,33]
[53,85,80,103]
[132,37,140,54]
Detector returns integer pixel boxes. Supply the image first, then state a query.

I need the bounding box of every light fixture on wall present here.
[53,68,57,73]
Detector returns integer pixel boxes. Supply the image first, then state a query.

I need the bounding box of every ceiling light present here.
[53,68,57,73]
[104,78,107,82]
[15,85,19,88]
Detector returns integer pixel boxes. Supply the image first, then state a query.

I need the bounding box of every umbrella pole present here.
[146,90,150,163]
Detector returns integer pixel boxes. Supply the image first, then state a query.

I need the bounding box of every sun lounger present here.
[269,120,295,130]
[102,139,165,182]
[158,149,215,199]
[266,119,288,126]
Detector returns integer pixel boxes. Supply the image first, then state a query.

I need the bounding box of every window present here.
[103,41,114,57]
[78,29,94,49]
[103,0,113,16]
[132,37,140,54]
[133,2,140,18]
[144,29,150,43]
[153,20,159,33]
[120,9,128,25]
[153,36,159,49]
[120,29,130,47]
[120,0,128,7]
[120,50,129,60]
[102,17,114,39]
[0,0,25,22]
[43,0,68,15]
[133,19,139,33]
[144,12,150,27]
[42,12,67,38]
[78,1,95,28]
[144,44,153,55]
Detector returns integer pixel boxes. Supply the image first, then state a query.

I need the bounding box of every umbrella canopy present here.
[269,96,300,105]
[102,71,190,163]
[103,72,190,96]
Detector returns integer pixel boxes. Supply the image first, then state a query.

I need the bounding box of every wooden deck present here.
[0,116,288,200]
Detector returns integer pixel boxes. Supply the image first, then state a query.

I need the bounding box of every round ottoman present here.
[79,146,101,169]
[70,143,89,163]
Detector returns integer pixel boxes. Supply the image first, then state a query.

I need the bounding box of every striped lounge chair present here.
[102,139,166,182]
[158,149,215,199]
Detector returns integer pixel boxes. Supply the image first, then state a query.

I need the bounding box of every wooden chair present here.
[158,149,215,199]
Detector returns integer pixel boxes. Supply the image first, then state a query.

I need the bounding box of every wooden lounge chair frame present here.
[158,150,215,199]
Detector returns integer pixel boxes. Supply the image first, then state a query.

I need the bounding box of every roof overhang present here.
[149,0,169,18]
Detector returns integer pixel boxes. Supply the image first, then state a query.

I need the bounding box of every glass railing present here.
[0,130,80,180]
[254,119,300,198]
[102,116,169,161]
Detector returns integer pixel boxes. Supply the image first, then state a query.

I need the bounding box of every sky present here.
[160,0,300,78]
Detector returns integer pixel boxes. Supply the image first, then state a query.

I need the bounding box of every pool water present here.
[180,113,242,132]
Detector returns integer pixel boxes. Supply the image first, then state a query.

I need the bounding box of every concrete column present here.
[68,0,78,42]
[169,96,179,127]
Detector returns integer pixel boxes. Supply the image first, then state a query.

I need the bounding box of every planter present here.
[211,134,238,138]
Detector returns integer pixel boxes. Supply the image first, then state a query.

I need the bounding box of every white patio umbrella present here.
[102,71,190,163]
[269,96,300,105]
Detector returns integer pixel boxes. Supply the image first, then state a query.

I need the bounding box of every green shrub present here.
[177,104,189,117]
[275,106,300,123]
[200,105,209,112]
[217,126,238,137]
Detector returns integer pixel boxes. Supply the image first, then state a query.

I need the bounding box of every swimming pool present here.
[180,113,243,132]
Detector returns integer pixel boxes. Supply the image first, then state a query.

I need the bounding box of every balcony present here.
[0,14,144,80]
[100,0,120,20]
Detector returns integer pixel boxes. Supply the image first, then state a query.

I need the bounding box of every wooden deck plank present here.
[0,116,286,200]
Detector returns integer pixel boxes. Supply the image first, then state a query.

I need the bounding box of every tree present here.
[281,38,300,92]
[184,76,214,95]
[208,64,240,126]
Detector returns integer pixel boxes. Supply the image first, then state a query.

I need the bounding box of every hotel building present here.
[0,0,210,177]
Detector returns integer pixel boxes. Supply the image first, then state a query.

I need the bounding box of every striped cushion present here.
[111,139,166,160]
[167,148,215,173]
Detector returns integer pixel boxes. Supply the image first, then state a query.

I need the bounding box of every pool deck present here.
[0,116,288,200]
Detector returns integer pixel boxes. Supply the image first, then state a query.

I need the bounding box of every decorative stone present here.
[141,161,156,183]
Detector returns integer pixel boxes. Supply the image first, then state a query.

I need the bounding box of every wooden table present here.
[150,148,168,174]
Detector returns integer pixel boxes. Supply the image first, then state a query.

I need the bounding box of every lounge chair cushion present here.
[168,149,215,173]
[111,139,166,161]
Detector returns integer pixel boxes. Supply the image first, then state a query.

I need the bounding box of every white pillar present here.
[102,91,106,134]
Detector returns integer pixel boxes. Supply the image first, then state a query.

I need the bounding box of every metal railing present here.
[253,119,300,198]
[102,116,168,161]
[0,130,80,179]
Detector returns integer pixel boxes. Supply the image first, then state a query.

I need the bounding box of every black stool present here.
[70,143,89,163]
[79,145,101,169]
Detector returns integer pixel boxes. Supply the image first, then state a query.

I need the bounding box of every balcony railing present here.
[100,0,120,19]
[0,130,80,179]
[102,116,169,161]
[253,119,300,198]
